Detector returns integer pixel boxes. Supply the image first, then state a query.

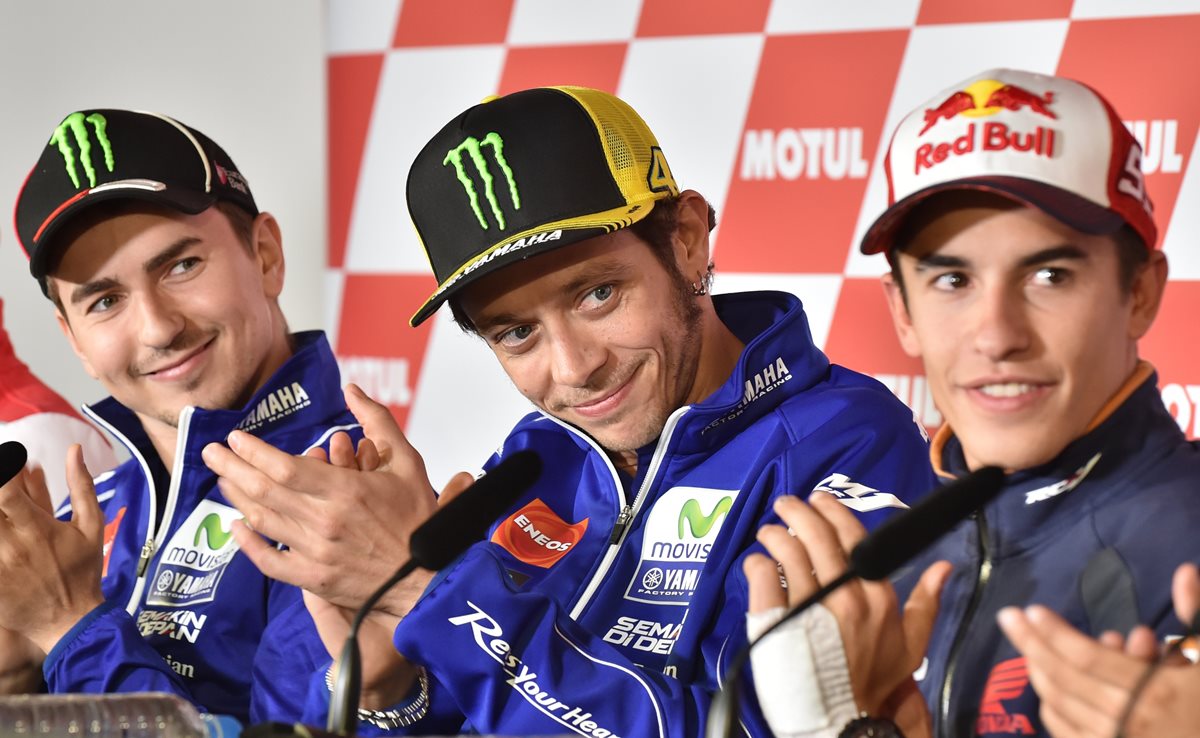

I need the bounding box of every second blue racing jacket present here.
[303,290,939,737]
[43,331,360,724]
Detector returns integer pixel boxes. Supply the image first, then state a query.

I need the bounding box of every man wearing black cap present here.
[743,68,1200,738]
[0,109,361,722]
[204,86,937,735]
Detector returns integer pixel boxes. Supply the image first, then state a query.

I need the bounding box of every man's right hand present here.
[298,428,475,709]
[0,628,44,694]
[203,384,441,618]
[0,446,104,654]
[745,493,949,737]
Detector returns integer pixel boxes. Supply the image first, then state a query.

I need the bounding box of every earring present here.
[691,263,715,296]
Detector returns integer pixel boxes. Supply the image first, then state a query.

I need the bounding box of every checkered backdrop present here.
[326,0,1200,488]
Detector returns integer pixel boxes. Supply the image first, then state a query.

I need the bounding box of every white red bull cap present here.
[860,67,1157,255]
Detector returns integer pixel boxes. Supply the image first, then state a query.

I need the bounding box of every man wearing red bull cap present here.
[202,85,939,736]
[745,67,1200,738]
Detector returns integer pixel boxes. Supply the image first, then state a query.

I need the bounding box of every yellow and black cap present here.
[15,109,258,294]
[407,86,680,327]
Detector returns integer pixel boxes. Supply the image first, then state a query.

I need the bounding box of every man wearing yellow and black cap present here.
[205,86,938,736]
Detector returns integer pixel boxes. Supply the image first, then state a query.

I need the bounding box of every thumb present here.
[901,560,953,670]
[344,383,414,460]
[66,445,102,546]
[438,471,476,507]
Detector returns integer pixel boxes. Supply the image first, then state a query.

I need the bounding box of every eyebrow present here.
[913,244,1089,272]
[472,260,635,334]
[69,237,202,307]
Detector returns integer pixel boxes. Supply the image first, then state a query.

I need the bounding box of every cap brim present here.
[29,183,215,281]
[859,176,1127,256]
[408,198,660,327]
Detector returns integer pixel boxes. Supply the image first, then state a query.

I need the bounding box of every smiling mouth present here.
[570,371,638,418]
[142,337,215,379]
[976,382,1038,398]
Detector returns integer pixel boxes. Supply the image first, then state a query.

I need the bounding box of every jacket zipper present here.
[544,406,690,620]
[938,511,992,738]
[84,404,196,614]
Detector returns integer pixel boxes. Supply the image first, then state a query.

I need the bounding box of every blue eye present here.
[88,295,119,314]
[170,257,201,275]
[497,324,534,348]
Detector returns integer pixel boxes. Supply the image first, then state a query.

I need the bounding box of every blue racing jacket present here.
[303,291,938,737]
[895,363,1200,738]
[44,331,360,724]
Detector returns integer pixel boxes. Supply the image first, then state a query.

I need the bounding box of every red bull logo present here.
[920,79,1057,135]
[914,79,1058,175]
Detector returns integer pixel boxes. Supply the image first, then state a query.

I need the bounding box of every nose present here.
[136,291,187,350]
[971,283,1031,362]
[548,322,608,389]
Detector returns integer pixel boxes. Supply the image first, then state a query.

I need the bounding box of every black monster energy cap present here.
[14,109,259,293]
[406,86,680,327]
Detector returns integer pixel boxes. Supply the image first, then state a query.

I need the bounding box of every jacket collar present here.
[86,331,344,465]
[663,290,830,454]
[934,362,1183,556]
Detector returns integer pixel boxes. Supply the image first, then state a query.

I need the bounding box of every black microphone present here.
[0,441,28,487]
[706,466,1006,738]
[328,449,543,735]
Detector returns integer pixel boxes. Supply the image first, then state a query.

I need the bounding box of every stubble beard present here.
[591,278,705,455]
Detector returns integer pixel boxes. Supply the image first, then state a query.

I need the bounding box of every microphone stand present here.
[327,560,420,736]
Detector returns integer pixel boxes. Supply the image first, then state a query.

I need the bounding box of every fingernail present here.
[808,489,829,503]
[996,607,1019,628]
[227,431,243,451]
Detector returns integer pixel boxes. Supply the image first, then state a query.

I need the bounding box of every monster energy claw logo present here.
[50,112,115,189]
[443,132,520,230]
[678,496,733,539]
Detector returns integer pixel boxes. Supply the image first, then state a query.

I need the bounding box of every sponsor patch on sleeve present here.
[491,498,587,569]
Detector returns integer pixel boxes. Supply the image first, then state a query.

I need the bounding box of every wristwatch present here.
[837,715,905,738]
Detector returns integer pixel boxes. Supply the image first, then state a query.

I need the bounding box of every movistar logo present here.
[444,133,520,230]
[50,112,114,189]
[678,496,732,539]
[193,514,235,550]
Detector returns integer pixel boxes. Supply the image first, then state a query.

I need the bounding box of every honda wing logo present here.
[51,112,114,189]
[444,133,521,230]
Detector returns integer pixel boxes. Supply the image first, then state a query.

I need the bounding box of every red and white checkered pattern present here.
[327,1,1200,486]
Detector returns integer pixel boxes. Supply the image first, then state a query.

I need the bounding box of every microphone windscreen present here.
[849,466,1005,581]
[408,449,542,571]
[0,441,28,488]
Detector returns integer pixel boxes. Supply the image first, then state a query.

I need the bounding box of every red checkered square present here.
[1058,15,1200,249]
[718,30,908,274]
[328,54,384,269]
[636,0,771,36]
[336,275,438,429]
[393,0,515,47]
[917,0,1073,24]
[499,43,628,95]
